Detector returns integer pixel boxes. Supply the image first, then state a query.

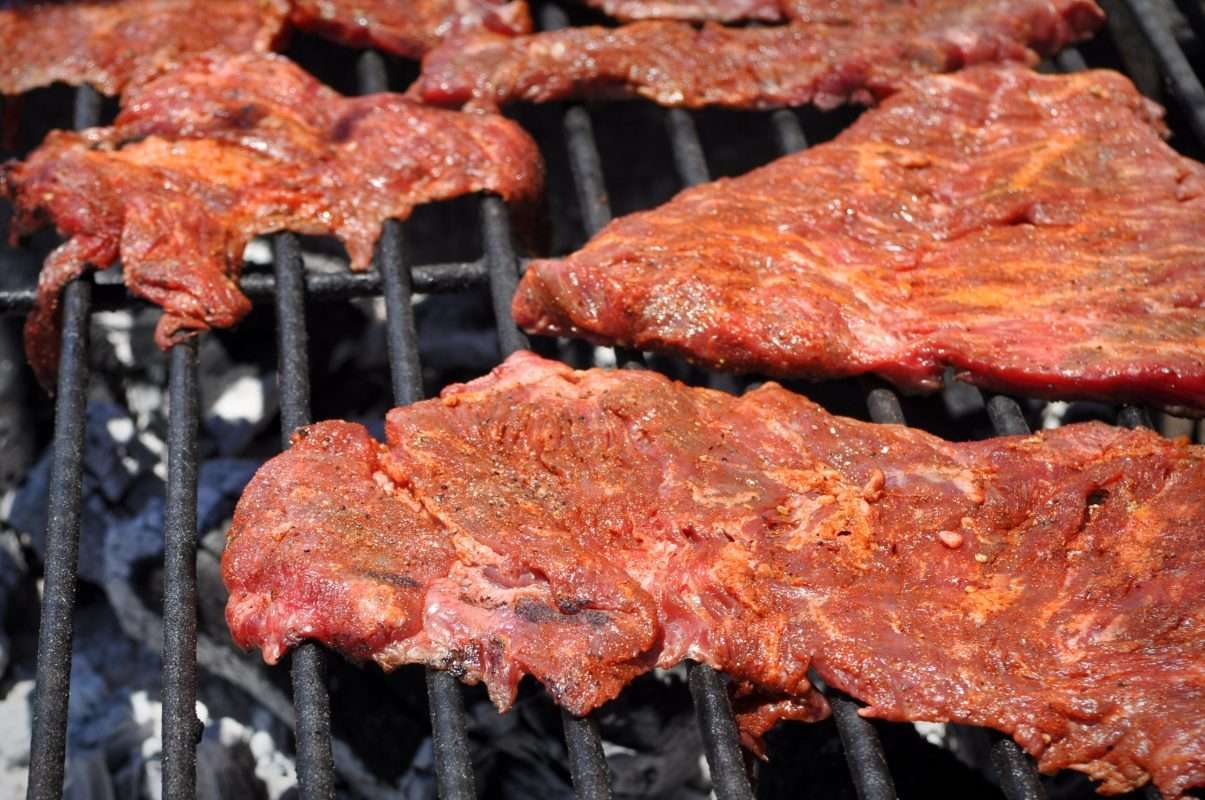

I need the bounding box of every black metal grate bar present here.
[979,400,1050,800]
[562,712,614,800]
[771,110,808,154]
[378,218,425,404]
[657,83,769,800]
[990,737,1047,800]
[564,105,614,234]
[689,663,756,800]
[26,278,92,800]
[358,49,480,800]
[425,670,477,800]
[162,339,201,800]
[769,103,899,800]
[25,84,100,800]
[274,234,314,437]
[869,374,1048,800]
[1054,47,1089,73]
[0,262,489,314]
[829,693,898,800]
[482,196,530,357]
[666,110,711,186]
[1123,0,1205,143]
[525,12,631,794]
[986,396,1032,437]
[274,232,338,800]
[865,388,906,426]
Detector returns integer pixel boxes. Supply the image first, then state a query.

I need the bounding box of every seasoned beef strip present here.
[412,0,1102,110]
[514,66,1205,415]
[2,52,542,388]
[0,0,289,95]
[577,0,1024,24]
[290,0,531,59]
[0,0,533,97]
[223,351,1205,799]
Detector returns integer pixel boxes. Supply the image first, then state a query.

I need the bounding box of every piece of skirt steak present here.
[576,0,1076,24]
[0,0,530,98]
[2,50,542,389]
[223,351,1205,800]
[513,65,1205,415]
[411,0,1102,110]
[289,0,531,60]
[0,0,289,95]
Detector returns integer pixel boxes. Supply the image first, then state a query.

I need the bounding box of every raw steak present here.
[0,0,289,95]
[2,52,542,387]
[290,0,531,59]
[224,351,1205,800]
[513,66,1205,414]
[412,0,1102,110]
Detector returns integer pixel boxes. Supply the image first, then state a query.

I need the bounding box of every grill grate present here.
[9,1,1201,798]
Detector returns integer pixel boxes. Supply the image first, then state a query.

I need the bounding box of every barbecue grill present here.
[2,0,1201,798]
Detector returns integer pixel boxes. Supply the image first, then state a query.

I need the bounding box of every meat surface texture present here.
[514,66,1205,415]
[413,0,1103,110]
[0,0,289,95]
[2,52,542,388]
[290,0,531,59]
[578,0,783,23]
[579,0,1015,24]
[0,0,534,97]
[223,351,1205,799]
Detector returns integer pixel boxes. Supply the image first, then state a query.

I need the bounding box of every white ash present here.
[131,693,297,800]
[209,374,268,427]
[243,239,274,266]
[93,310,138,369]
[0,680,34,799]
[1041,401,1070,430]
[592,346,617,369]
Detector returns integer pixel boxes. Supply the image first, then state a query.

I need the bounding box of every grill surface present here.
[5,1,1202,798]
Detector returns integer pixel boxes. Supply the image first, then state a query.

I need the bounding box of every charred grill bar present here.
[24,87,98,800]
[11,2,1200,799]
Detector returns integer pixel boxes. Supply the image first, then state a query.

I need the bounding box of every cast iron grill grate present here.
[5,1,1199,798]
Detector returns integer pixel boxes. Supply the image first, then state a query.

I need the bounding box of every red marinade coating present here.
[289,0,531,59]
[1,51,542,388]
[513,66,1205,415]
[0,0,289,95]
[223,351,1205,800]
[412,0,1103,110]
[579,0,782,23]
[577,0,1011,24]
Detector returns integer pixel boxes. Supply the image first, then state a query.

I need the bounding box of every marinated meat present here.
[2,52,542,388]
[513,66,1205,415]
[412,0,1103,110]
[290,0,531,59]
[223,351,1205,799]
[577,0,983,24]
[0,0,289,95]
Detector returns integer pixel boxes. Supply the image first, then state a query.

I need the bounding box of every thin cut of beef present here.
[0,0,289,95]
[412,0,1103,110]
[514,66,1205,415]
[289,0,531,59]
[223,351,1205,799]
[576,0,987,24]
[2,51,542,388]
